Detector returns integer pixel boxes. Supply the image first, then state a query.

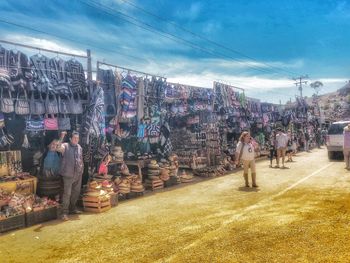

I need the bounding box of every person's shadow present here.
[238,186,260,192]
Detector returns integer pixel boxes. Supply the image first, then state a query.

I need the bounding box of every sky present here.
[0,0,349,103]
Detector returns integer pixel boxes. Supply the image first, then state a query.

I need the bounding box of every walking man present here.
[57,131,84,221]
[235,131,258,188]
[276,128,288,168]
[344,123,350,170]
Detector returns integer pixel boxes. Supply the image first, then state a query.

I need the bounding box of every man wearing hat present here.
[344,123,350,170]
[57,131,84,221]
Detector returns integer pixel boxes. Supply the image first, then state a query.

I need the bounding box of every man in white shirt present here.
[276,128,288,168]
[235,131,258,188]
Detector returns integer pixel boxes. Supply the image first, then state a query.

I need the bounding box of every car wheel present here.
[328,151,334,160]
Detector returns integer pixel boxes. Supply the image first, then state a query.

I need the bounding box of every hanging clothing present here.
[97,69,117,116]
[66,59,87,95]
[49,58,70,95]
[30,54,53,93]
[137,123,146,139]
[137,78,145,121]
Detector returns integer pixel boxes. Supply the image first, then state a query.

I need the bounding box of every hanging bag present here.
[25,114,44,132]
[29,92,45,115]
[45,92,59,114]
[0,87,14,113]
[69,93,83,114]
[58,94,71,114]
[58,114,71,130]
[15,88,30,115]
[44,114,58,130]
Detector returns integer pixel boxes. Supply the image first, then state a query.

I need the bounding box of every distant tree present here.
[310,81,323,95]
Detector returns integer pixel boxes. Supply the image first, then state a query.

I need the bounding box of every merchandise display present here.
[0,40,326,231]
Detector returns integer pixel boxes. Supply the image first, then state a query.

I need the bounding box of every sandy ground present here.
[1,148,350,263]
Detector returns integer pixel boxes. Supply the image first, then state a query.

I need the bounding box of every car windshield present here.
[328,123,349,135]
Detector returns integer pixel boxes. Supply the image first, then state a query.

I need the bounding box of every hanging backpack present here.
[15,88,30,115]
[0,87,14,113]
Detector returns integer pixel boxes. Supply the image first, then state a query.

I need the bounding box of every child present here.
[98,154,112,177]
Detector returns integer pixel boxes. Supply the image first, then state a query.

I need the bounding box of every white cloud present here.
[3,35,86,57]
[175,2,202,20]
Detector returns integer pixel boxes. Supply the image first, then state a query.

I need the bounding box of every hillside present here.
[316,82,350,122]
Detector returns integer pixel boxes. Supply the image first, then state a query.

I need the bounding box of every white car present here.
[326,120,350,159]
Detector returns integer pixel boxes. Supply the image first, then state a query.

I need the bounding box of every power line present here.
[119,0,301,77]
[0,18,147,62]
[0,18,292,101]
[79,0,287,76]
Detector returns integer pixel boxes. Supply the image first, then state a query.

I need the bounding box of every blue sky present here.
[0,0,349,103]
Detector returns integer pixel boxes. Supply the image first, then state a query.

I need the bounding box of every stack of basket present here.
[168,163,181,184]
[180,170,194,183]
[145,160,164,191]
[130,176,145,193]
[115,177,131,195]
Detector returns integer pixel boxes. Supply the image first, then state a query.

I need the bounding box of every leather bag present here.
[58,95,71,114]
[29,92,45,115]
[45,93,59,114]
[44,114,58,130]
[69,93,83,115]
[0,87,14,113]
[15,88,30,115]
[58,115,71,130]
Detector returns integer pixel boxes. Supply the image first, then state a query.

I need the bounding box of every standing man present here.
[276,128,288,168]
[235,131,258,188]
[57,131,84,221]
[344,123,350,170]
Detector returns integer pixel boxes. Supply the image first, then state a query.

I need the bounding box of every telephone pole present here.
[293,75,308,98]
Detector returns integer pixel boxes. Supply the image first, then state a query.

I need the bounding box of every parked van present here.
[326,121,350,159]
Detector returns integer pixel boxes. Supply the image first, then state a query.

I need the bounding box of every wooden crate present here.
[25,206,58,227]
[0,214,26,233]
[83,196,111,213]
[145,179,164,191]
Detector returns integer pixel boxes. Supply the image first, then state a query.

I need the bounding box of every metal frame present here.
[96,61,165,79]
[0,39,92,81]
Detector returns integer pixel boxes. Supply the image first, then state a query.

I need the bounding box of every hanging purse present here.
[44,114,58,130]
[45,93,59,114]
[26,115,44,131]
[29,92,45,115]
[15,88,30,115]
[0,87,14,113]
[69,93,83,114]
[58,95,71,114]
[58,114,71,130]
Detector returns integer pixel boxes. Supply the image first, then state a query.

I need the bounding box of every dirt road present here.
[1,148,349,263]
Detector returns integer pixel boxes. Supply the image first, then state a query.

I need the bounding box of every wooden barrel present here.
[37,176,62,198]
